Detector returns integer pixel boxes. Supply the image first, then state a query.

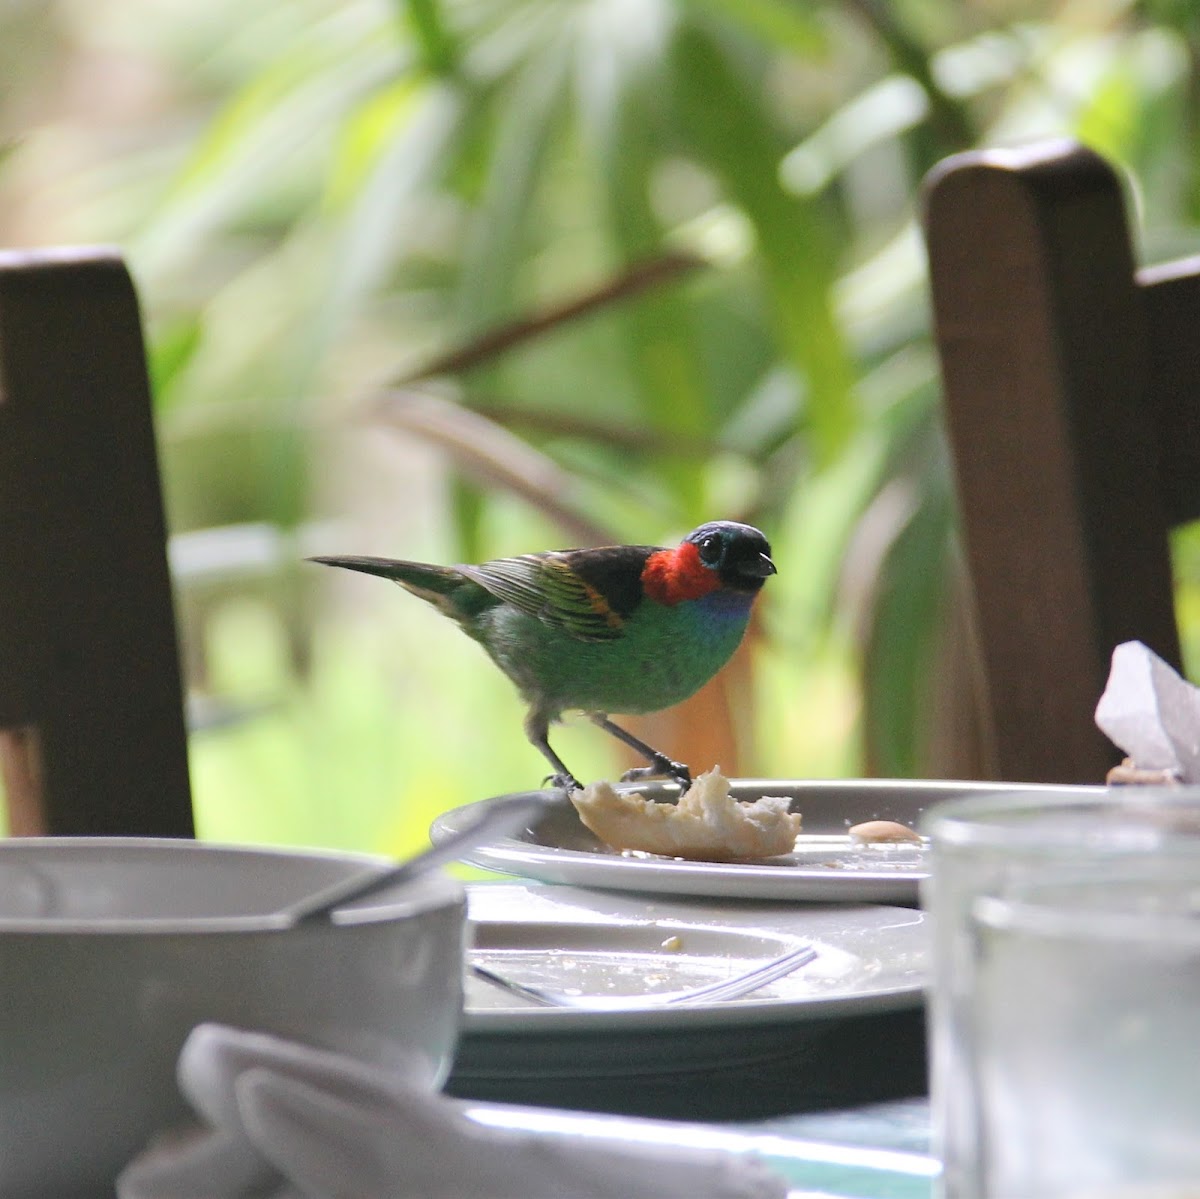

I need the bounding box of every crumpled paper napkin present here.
[117,1024,789,1199]
[1095,640,1200,783]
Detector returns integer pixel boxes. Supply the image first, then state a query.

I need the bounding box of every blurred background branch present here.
[394,250,707,383]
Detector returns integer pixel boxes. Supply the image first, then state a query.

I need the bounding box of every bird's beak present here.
[739,552,777,579]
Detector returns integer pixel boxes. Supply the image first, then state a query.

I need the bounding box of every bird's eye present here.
[698,533,723,565]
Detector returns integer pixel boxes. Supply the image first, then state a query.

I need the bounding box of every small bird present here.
[311,520,776,791]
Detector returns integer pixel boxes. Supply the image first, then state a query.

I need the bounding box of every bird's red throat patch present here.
[642,542,721,605]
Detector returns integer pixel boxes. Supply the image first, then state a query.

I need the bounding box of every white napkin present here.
[1095,640,1200,782]
[117,1024,789,1199]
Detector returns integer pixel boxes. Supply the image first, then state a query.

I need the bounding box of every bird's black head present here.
[683,521,776,593]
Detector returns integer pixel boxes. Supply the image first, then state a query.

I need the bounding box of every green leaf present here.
[860,482,955,777]
[667,21,857,459]
[324,77,425,210]
[780,75,930,196]
[401,0,459,77]
[679,0,828,55]
[133,11,402,281]
[775,427,891,648]
[311,82,465,362]
[146,316,204,412]
[572,2,712,517]
[453,34,572,337]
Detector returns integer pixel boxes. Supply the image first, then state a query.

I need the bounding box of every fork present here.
[470,942,818,1009]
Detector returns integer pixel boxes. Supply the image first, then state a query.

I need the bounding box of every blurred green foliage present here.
[3,0,1200,851]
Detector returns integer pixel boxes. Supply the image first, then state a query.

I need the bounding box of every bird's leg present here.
[523,708,580,792]
[587,713,692,789]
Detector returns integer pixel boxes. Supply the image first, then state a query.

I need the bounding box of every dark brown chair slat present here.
[0,248,193,835]
[924,141,1187,784]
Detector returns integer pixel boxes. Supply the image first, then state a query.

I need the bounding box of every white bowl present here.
[0,837,465,1199]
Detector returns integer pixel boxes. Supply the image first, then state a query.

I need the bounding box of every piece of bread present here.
[570,768,801,862]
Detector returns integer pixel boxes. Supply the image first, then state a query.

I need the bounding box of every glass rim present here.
[921,785,1200,851]
[973,887,1200,948]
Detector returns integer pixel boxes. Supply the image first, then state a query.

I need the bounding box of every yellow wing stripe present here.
[581,580,625,631]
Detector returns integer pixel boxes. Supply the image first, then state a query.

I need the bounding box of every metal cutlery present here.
[471,941,818,1008]
[284,792,552,924]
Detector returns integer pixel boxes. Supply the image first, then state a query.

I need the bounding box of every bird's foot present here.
[543,771,582,793]
[620,756,692,790]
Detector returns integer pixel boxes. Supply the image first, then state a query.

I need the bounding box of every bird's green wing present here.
[460,553,627,642]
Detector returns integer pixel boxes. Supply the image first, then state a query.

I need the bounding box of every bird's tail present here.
[309,555,471,618]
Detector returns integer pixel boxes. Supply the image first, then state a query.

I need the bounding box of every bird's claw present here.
[543,772,581,793]
[668,765,694,790]
[620,757,692,790]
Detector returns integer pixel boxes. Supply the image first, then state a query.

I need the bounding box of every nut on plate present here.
[847,819,922,845]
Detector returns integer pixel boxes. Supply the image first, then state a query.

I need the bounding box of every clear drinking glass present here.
[970,871,1200,1198]
[922,788,1200,1199]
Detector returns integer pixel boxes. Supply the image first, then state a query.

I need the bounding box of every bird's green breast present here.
[468,590,754,718]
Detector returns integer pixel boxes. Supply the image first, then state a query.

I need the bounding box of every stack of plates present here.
[432,779,1075,1119]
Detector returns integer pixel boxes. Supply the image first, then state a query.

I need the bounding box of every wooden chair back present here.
[0,248,193,835]
[924,139,1200,784]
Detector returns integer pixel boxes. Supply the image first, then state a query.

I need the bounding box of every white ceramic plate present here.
[433,779,1101,904]
[446,882,930,1118]
[463,883,926,1032]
